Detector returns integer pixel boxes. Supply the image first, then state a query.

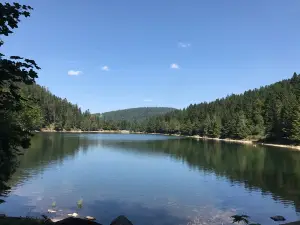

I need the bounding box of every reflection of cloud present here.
[170,63,179,69]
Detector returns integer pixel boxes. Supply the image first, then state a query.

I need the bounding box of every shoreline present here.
[37,130,300,151]
[188,135,300,151]
[38,129,131,134]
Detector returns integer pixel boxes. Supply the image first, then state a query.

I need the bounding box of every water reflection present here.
[97,137,300,212]
[1,133,300,220]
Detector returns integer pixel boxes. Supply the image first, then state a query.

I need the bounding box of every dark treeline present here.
[97,107,176,122]
[20,85,173,131]
[138,73,300,143]
[20,73,300,145]
[20,84,134,131]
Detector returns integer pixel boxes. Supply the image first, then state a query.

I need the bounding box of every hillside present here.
[139,72,300,143]
[20,84,102,131]
[98,107,177,122]
[17,72,300,143]
[20,85,175,131]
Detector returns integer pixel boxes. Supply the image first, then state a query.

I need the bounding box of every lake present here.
[1,133,300,225]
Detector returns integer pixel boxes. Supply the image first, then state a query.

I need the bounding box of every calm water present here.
[1,133,300,225]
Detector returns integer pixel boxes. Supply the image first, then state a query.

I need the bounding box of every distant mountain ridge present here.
[96,107,177,122]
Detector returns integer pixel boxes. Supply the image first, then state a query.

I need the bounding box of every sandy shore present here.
[142,133,300,150]
[189,135,300,150]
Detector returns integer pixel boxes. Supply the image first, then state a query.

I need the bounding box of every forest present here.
[2,1,298,144]
[140,73,300,143]
[18,72,300,144]
[96,107,176,122]
[19,84,172,131]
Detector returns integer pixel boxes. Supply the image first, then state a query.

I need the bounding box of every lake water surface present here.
[1,133,300,225]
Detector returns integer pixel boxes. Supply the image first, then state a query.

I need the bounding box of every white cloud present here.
[143,99,153,102]
[178,42,191,48]
[68,70,82,76]
[101,66,109,71]
[170,63,179,69]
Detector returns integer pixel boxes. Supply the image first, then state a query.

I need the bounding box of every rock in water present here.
[56,217,101,225]
[86,216,96,221]
[67,213,79,217]
[110,215,133,225]
[48,209,57,213]
[270,216,286,221]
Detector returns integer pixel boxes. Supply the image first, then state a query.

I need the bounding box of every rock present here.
[67,213,79,217]
[271,216,286,221]
[86,216,96,221]
[110,215,133,225]
[56,217,101,225]
[48,209,57,213]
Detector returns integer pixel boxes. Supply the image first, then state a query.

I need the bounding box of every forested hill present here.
[19,72,300,143]
[20,84,101,131]
[97,107,176,122]
[19,85,174,131]
[140,72,300,143]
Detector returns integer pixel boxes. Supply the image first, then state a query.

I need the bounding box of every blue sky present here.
[2,0,300,113]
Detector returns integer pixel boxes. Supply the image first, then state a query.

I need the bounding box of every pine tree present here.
[235,111,250,139]
[203,115,211,136]
[210,115,221,138]
[181,119,193,135]
[251,99,264,136]
[290,105,300,142]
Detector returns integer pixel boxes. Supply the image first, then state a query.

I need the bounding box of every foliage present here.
[136,73,300,143]
[231,214,263,225]
[17,73,300,144]
[97,107,176,122]
[0,2,39,203]
[231,215,250,224]
[17,85,176,132]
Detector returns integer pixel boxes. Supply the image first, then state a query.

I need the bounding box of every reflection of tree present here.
[0,157,18,201]
[2,133,99,193]
[100,138,300,212]
[2,134,300,213]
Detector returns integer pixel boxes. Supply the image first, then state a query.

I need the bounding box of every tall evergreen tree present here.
[290,105,300,142]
